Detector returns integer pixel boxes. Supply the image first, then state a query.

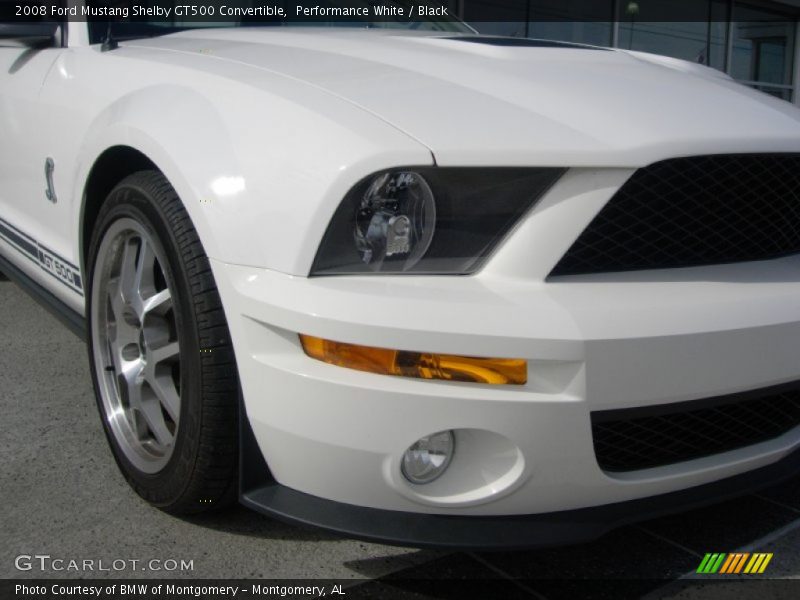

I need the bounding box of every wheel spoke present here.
[135,237,157,300]
[142,288,172,317]
[147,372,180,422]
[106,301,119,346]
[107,277,123,319]
[118,238,139,305]
[106,337,124,380]
[150,341,179,365]
[108,276,139,344]
[118,359,145,411]
[138,397,173,447]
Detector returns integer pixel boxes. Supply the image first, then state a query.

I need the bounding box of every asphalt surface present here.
[2,275,800,598]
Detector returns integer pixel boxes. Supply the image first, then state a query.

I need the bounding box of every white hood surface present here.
[129,28,800,167]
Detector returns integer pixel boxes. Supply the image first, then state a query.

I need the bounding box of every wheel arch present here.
[79,146,158,274]
[73,85,241,278]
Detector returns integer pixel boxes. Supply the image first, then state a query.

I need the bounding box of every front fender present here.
[72,79,431,276]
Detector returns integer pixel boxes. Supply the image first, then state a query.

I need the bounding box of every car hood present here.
[128,28,800,167]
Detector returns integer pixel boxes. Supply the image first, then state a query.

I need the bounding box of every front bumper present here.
[239,422,800,550]
[212,254,800,515]
[209,168,800,547]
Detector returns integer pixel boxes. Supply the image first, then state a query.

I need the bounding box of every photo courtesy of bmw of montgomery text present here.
[2,5,800,550]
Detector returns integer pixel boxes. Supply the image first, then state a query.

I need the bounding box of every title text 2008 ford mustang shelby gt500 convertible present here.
[3,9,800,549]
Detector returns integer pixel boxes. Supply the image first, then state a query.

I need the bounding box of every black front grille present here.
[552,154,800,276]
[592,383,800,472]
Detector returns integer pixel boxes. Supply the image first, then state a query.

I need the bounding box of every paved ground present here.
[2,276,800,598]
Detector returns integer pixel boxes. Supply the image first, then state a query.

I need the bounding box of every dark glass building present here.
[450,0,800,105]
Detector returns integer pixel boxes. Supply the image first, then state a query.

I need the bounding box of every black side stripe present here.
[0,216,38,262]
[0,215,84,296]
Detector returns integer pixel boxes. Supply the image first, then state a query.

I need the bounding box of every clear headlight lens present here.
[311,167,565,276]
[354,171,436,271]
[402,431,455,485]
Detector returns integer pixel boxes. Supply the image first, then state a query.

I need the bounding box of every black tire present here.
[86,170,238,514]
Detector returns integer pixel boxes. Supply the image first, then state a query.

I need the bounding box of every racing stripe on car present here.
[0,216,83,296]
[0,215,39,265]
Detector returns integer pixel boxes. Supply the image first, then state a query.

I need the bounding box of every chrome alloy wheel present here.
[91,218,182,474]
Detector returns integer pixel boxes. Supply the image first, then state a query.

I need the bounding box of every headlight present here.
[311,167,565,276]
[354,171,436,271]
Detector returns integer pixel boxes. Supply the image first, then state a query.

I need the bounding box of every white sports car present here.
[3,6,800,550]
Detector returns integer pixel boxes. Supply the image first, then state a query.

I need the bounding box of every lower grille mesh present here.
[592,384,800,472]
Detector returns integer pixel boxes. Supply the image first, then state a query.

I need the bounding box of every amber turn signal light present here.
[299,335,527,385]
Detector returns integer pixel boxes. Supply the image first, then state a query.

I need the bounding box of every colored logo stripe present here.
[697,553,773,574]
[745,553,773,574]
[721,553,748,574]
[697,553,726,574]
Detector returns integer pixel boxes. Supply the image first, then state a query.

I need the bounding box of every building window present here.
[464,0,614,45]
[730,2,796,101]
[462,0,799,104]
[527,0,613,46]
[617,0,715,65]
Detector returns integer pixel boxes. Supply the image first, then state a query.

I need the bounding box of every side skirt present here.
[0,252,86,340]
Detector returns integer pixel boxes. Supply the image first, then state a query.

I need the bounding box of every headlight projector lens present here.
[354,171,436,271]
[402,430,455,484]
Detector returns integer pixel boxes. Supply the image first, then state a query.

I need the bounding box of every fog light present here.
[402,431,455,484]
